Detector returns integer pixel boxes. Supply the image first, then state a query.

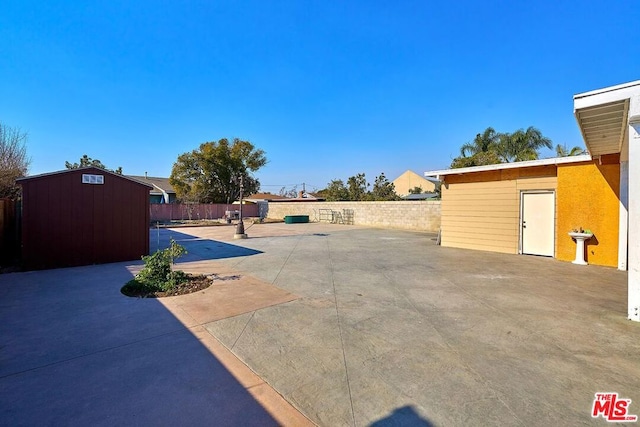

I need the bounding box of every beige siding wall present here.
[266,201,441,232]
[441,173,557,254]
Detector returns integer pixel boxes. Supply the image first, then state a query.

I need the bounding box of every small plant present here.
[124,239,187,294]
[571,227,592,234]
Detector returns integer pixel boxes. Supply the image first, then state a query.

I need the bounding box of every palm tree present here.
[496,126,552,162]
[555,144,586,157]
[460,127,501,157]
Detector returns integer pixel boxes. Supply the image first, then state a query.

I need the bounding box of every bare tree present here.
[279,185,298,198]
[0,122,31,199]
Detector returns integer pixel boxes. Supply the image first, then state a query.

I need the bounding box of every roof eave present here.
[424,155,593,178]
[573,80,640,108]
[573,80,640,156]
[18,167,154,189]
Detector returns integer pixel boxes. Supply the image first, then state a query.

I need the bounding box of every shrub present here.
[128,239,187,292]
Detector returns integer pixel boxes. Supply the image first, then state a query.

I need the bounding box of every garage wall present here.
[441,166,557,254]
[556,155,620,267]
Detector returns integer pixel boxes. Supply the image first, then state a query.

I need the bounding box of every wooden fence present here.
[150,203,259,222]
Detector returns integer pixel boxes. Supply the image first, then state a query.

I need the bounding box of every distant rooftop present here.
[401,192,438,200]
[245,192,291,201]
[127,175,175,195]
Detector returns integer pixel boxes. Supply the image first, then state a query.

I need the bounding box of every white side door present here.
[521,192,555,257]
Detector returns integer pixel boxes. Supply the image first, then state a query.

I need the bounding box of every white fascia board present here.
[151,183,170,203]
[574,80,640,110]
[424,155,592,178]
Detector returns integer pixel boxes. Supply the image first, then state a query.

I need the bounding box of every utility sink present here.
[569,232,593,265]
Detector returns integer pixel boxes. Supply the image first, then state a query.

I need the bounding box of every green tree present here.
[496,126,553,162]
[0,121,30,199]
[451,150,502,168]
[451,127,503,169]
[323,179,349,201]
[408,186,423,194]
[371,173,398,201]
[460,127,501,157]
[65,154,123,174]
[347,173,369,201]
[555,144,585,157]
[170,138,267,204]
[451,126,553,168]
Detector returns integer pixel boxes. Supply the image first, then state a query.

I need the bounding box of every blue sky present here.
[1,1,638,193]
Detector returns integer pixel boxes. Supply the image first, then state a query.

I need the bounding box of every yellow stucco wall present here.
[556,156,620,267]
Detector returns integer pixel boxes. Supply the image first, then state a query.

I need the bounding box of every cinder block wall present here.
[266,201,441,232]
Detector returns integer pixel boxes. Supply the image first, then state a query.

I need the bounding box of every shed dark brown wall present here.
[20,167,150,270]
[0,198,18,262]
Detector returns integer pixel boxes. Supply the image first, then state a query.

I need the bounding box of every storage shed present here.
[18,167,152,270]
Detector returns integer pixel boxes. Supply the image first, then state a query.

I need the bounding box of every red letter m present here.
[593,398,612,418]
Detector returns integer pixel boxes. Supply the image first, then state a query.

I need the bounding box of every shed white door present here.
[521,192,555,257]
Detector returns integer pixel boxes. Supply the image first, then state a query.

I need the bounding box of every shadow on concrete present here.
[150,228,262,262]
[0,262,279,426]
[369,405,434,426]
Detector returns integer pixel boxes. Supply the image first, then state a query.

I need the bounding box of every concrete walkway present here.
[162,223,639,426]
[2,222,639,426]
[0,250,313,426]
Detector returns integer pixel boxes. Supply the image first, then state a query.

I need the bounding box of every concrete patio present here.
[1,222,639,426]
[165,223,639,426]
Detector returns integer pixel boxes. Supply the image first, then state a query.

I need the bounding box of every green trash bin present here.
[284,215,309,224]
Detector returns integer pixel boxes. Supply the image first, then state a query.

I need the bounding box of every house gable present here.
[392,170,436,196]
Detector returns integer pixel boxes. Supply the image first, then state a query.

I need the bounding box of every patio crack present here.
[327,236,357,426]
[271,234,303,285]
[231,310,256,351]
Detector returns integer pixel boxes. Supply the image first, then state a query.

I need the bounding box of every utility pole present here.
[234,175,247,239]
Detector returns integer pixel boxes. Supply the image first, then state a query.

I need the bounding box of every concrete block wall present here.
[265,201,441,232]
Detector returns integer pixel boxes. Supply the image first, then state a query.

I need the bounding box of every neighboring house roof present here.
[246,192,326,202]
[424,155,593,179]
[127,175,176,196]
[270,191,326,202]
[392,170,437,196]
[309,193,325,200]
[401,192,438,200]
[245,193,290,202]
